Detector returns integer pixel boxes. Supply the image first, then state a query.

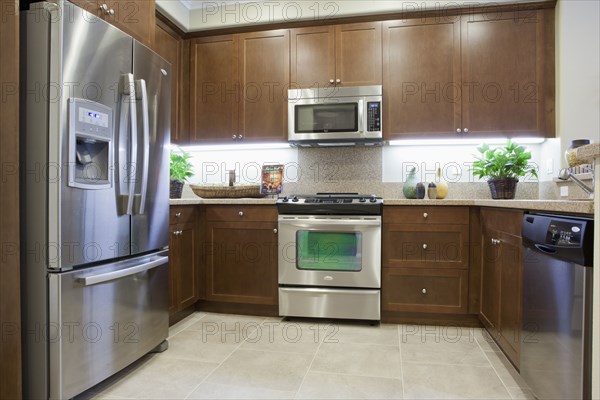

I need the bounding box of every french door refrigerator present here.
[20,2,170,398]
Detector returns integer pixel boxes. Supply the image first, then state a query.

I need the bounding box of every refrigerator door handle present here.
[118,73,137,216]
[76,256,168,286]
[135,79,150,215]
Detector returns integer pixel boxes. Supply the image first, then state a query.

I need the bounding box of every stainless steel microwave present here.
[287,85,382,147]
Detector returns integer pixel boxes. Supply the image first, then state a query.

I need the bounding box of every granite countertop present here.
[171,197,594,215]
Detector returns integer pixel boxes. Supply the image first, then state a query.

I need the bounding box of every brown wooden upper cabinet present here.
[384,9,554,139]
[154,19,186,144]
[70,1,155,47]
[290,22,382,88]
[190,30,289,143]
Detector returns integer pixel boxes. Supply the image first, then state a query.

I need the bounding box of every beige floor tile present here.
[187,382,296,399]
[472,327,502,353]
[311,342,402,379]
[206,348,313,392]
[186,313,267,332]
[168,312,207,338]
[401,335,489,366]
[484,350,529,388]
[97,356,218,399]
[398,324,477,344]
[240,320,326,354]
[159,329,242,363]
[403,363,511,399]
[507,386,536,399]
[296,371,404,399]
[324,322,399,346]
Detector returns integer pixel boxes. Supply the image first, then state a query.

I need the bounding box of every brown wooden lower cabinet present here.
[480,208,524,368]
[383,268,468,314]
[169,206,200,318]
[205,206,278,305]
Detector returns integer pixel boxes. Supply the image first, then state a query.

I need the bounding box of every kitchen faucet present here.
[558,165,595,197]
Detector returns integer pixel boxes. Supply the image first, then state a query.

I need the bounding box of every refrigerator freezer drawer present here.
[48,253,169,399]
[279,287,380,321]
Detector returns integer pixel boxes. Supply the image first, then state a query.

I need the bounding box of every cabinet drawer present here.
[383,224,469,269]
[382,268,468,314]
[170,206,197,225]
[384,206,469,225]
[206,205,277,222]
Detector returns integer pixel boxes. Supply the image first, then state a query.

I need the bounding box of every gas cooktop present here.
[277,193,383,215]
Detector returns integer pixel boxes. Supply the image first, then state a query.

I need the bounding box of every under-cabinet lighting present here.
[174,142,291,152]
[388,137,546,146]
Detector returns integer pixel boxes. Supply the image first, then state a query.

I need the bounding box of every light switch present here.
[560,186,569,197]
[546,158,554,174]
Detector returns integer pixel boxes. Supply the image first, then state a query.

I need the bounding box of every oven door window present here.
[295,103,358,133]
[296,231,362,271]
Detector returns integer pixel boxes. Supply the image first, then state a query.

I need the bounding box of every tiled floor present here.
[78,312,534,400]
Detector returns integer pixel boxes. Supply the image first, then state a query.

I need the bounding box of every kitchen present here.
[2,2,598,398]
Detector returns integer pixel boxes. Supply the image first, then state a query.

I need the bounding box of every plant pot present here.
[487,177,518,200]
[170,179,184,199]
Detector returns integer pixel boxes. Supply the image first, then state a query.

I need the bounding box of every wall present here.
[556,0,600,165]
[180,139,558,199]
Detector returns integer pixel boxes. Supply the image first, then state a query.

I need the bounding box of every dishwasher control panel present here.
[547,220,583,247]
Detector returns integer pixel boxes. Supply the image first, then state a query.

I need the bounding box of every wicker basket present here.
[487,177,518,200]
[190,184,265,199]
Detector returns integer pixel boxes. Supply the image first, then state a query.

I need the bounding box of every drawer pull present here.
[273,228,278,234]
[239,211,244,217]
[422,243,428,250]
[175,212,181,217]
[422,288,427,294]
[491,238,502,245]
[423,212,428,219]
[173,230,182,236]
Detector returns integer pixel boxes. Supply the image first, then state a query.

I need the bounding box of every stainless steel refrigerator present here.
[20,2,170,398]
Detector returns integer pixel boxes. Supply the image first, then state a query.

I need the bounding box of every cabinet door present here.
[206,221,278,305]
[190,35,239,142]
[155,21,185,143]
[177,224,199,309]
[290,26,335,88]
[383,18,461,139]
[461,10,550,137]
[239,30,289,142]
[101,0,155,47]
[383,224,469,269]
[168,230,179,316]
[480,230,501,332]
[335,22,382,87]
[497,232,523,366]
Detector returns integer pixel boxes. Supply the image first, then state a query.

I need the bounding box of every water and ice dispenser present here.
[68,98,113,189]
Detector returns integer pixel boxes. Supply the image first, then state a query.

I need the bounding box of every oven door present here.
[278,215,381,288]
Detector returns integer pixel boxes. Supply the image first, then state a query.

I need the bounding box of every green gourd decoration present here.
[402,167,418,199]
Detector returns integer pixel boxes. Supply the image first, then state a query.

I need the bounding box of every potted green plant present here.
[170,150,194,199]
[472,140,538,199]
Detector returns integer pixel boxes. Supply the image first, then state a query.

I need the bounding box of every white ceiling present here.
[158,0,538,32]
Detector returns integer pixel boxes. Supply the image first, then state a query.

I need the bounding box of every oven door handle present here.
[278,219,381,228]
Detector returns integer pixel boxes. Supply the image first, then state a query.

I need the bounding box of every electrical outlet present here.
[560,186,569,197]
[546,158,554,174]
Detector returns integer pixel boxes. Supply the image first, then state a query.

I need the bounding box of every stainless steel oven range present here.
[277,193,383,321]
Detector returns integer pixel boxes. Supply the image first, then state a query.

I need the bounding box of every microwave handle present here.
[358,99,365,133]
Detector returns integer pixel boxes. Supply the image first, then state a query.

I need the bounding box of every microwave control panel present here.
[366,102,381,132]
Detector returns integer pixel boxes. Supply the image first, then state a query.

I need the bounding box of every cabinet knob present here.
[173,230,182,236]
[463,128,469,134]
[273,228,278,234]
[99,3,108,13]
[422,243,428,250]
[239,211,244,217]
[108,8,115,15]
[336,79,341,84]
[422,288,427,294]
[329,79,334,84]
[238,135,243,140]
[232,134,237,140]
[175,212,181,217]
[423,212,428,219]
[456,128,462,133]
[491,238,502,245]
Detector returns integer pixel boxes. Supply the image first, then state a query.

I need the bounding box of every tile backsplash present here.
[182,139,563,200]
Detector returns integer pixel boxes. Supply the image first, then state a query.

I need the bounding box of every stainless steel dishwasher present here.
[521,213,594,400]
